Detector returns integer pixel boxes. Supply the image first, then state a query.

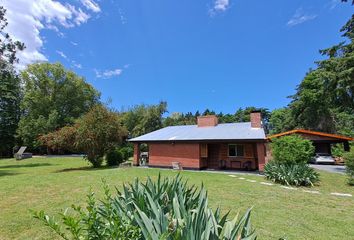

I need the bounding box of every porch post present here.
[133,143,140,166]
[256,142,266,172]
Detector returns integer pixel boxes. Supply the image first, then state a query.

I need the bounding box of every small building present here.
[267,129,353,154]
[129,112,267,171]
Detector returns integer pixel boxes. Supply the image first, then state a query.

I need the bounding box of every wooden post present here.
[133,143,140,166]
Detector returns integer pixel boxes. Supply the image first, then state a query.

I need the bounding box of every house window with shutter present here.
[228,144,244,157]
[200,144,208,157]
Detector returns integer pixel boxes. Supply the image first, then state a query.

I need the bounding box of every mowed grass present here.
[0,157,354,240]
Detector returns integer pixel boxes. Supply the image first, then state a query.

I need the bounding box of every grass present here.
[0,157,353,240]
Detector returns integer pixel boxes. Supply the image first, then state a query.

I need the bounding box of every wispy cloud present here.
[70,41,78,46]
[56,50,82,69]
[287,8,317,27]
[56,50,67,59]
[95,68,124,79]
[209,0,230,16]
[3,0,100,69]
[80,0,101,13]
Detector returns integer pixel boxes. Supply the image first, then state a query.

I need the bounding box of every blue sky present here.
[4,0,353,114]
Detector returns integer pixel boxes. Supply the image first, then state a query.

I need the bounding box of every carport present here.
[267,129,353,155]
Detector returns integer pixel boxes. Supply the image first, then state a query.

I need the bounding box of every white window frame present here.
[228,144,244,157]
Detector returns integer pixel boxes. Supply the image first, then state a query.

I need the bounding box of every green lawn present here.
[0,157,353,240]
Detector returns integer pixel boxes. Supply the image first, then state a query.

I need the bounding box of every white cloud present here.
[2,0,100,69]
[70,41,78,46]
[95,68,123,79]
[81,0,101,13]
[214,0,229,11]
[56,50,67,59]
[209,0,230,15]
[287,8,317,27]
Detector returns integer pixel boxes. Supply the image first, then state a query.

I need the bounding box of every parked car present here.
[310,153,335,164]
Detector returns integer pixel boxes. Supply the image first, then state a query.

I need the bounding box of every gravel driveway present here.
[310,164,346,174]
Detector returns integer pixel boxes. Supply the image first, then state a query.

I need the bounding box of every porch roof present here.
[128,122,266,142]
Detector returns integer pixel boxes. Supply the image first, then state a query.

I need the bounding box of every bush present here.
[344,150,354,185]
[105,149,124,166]
[119,145,133,160]
[264,161,319,186]
[271,135,315,164]
[33,175,257,240]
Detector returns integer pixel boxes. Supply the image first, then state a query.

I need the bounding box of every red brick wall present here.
[256,142,266,171]
[149,143,201,169]
[197,115,218,127]
[133,143,140,166]
[250,112,262,128]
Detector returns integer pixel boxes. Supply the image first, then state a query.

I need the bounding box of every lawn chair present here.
[14,146,32,160]
[172,162,183,170]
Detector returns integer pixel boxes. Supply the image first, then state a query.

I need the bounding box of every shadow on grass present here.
[0,163,54,169]
[55,166,117,173]
[0,170,20,177]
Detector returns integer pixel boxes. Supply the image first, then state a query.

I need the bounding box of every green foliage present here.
[287,15,354,136]
[264,161,320,187]
[271,135,315,165]
[32,186,141,240]
[118,145,133,160]
[105,148,124,166]
[123,101,167,138]
[268,108,294,134]
[331,144,345,158]
[33,175,257,240]
[74,105,127,167]
[38,126,77,154]
[17,62,100,150]
[344,150,354,185]
[0,7,24,157]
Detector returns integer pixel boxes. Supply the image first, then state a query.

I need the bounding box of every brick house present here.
[129,111,267,171]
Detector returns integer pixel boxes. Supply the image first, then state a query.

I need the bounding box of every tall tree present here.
[0,7,25,157]
[289,15,354,136]
[123,101,167,137]
[18,63,100,150]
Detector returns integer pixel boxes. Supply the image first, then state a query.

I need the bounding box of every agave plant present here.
[264,161,319,187]
[33,174,257,240]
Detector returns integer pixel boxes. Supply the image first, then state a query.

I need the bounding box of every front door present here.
[207,144,220,169]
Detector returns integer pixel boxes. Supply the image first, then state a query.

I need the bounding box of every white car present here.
[311,153,335,164]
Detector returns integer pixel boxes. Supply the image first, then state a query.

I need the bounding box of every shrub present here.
[264,161,319,186]
[105,148,124,166]
[344,150,354,185]
[75,105,128,167]
[33,175,257,240]
[271,135,315,164]
[119,145,133,160]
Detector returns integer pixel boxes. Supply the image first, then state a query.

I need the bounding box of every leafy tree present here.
[0,7,25,157]
[75,105,127,167]
[38,126,77,154]
[288,15,354,136]
[18,63,100,150]
[268,108,293,134]
[123,101,167,137]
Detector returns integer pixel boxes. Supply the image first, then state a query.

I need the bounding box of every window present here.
[228,144,244,157]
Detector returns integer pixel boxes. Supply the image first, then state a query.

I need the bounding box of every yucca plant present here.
[264,161,319,187]
[33,174,257,240]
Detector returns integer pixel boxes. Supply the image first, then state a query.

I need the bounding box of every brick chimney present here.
[250,111,262,128]
[197,115,218,127]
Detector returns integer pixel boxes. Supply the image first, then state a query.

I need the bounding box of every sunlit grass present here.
[0,157,353,239]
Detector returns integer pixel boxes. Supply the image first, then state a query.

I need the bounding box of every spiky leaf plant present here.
[33,174,256,240]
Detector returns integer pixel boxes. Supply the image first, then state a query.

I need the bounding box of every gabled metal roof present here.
[128,122,266,142]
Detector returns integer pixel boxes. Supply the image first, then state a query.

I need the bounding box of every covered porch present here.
[132,141,267,171]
